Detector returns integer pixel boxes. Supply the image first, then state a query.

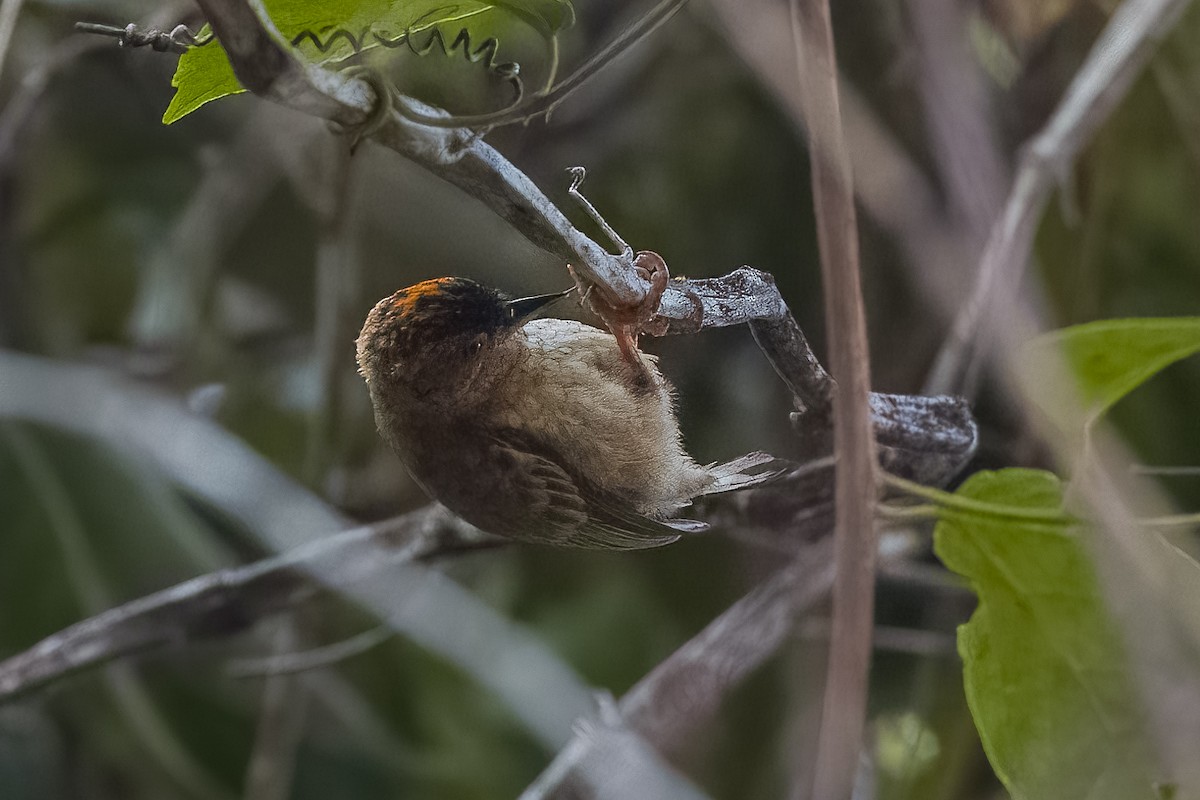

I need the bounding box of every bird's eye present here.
[465,338,484,357]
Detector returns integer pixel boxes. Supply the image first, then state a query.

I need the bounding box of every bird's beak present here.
[505,287,574,325]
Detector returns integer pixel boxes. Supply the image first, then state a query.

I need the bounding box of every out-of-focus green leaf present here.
[163,0,574,123]
[1024,318,1200,422]
[933,469,1162,800]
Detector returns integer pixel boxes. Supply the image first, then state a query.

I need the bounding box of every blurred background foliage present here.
[2,0,1200,798]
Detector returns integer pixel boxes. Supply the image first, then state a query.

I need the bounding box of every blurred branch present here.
[521,543,837,799]
[0,507,467,703]
[0,349,347,549]
[790,3,878,800]
[0,0,25,82]
[520,533,937,798]
[894,0,1200,781]
[925,0,1199,396]
[241,620,308,800]
[302,135,357,486]
[903,0,1008,248]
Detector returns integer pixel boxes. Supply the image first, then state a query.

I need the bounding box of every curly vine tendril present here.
[290,23,524,113]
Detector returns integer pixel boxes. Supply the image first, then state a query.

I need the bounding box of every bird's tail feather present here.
[701,451,787,495]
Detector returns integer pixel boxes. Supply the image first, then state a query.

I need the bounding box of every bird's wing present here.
[488,429,703,550]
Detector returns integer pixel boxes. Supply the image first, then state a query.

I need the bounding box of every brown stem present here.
[790,1,878,798]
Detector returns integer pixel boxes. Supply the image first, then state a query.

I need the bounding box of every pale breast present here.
[489,319,712,513]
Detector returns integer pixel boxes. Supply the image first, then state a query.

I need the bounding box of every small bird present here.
[356,277,779,549]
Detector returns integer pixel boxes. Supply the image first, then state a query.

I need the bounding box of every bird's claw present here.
[573,251,670,364]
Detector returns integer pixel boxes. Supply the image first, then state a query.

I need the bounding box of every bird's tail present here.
[701,451,787,495]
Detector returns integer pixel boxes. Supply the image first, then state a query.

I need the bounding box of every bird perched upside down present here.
[356,276,779,549]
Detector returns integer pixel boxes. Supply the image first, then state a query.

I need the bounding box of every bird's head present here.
[356,277,568,408]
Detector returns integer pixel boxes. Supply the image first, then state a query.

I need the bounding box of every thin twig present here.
[790,2,878,800]
[227,626,393,678]
[73,21,206,53]
[566,166,632,257]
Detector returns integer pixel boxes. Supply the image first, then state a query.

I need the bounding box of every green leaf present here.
[934,468,1162,800]
[1025,317,1200,421]
[163,0,575,124]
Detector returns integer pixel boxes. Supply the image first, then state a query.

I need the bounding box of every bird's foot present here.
[574,250,670,364]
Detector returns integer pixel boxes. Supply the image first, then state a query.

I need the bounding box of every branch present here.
[790,3,878,800]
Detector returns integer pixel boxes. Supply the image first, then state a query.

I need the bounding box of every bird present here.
[355,276,780,549]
